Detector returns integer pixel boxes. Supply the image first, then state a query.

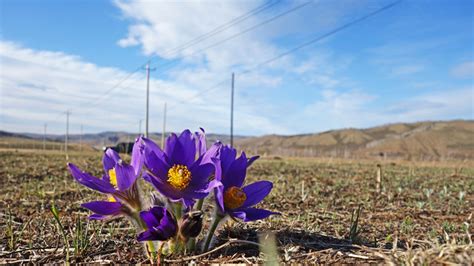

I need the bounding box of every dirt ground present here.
[0,150,472,264]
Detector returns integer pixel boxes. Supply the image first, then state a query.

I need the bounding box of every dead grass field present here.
[0,150,472,264]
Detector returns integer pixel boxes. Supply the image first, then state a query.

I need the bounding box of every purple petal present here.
[137,207,177,241]
[68,163,115,194]
[205,178,223,193]
[143,136,166,160]
[222,152,247,188]
[131,136,145,176]
[114,162,137,191]
[88,214,108,220]
[247,155,260,167]
[102,148,120,173]
[177,129,196,166]
[140,206,165,228]
[144,172,183,201]
[143,146,170,182]
[201,142,222,166]
[81,201,123,215]
[214,186,225,214]
[240,181,273,208]
[137,230,156,241]
[219,145,237,176]
[188,159,214,189]
[231,208,279,222]
[195,128,207,156]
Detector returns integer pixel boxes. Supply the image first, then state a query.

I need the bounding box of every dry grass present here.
[0,150,472,264]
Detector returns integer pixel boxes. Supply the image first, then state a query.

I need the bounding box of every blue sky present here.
[1,0,473,136]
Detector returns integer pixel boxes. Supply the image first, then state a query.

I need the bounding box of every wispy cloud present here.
[0,41,281,135]
[451,61,474,79]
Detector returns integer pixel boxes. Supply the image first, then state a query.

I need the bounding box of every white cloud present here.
[451,61,474,79]
[0,41,281,135]
[391,64,424,76]
[383,87,474,120]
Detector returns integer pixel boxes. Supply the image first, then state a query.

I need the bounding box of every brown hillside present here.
[235,120,474,160]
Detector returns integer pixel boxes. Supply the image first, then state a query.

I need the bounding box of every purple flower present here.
[214,145,278,222]
[68,137,145,220]
[137,206,178,241]
[142,129,221,207]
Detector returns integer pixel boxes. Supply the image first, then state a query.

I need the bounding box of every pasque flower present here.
[214,145,278,222]
[141,129,221,207]
[137,206,178,241]
[68,137,145,220]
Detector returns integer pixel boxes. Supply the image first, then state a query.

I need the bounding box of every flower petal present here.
[231,208,279,222]
[201,142,222,165]
[140,206,165,228]
[131,136,145,176]
[188,159,214,189]
[81,201,123,215]
[68,163,115,193]
[102,148,120,173]
[240,180,273,208]
[137,207,177,241]
[247,155,260,167]
[177,129,196,166]
[222,151,247,188]
[143,145,170,182]
[195,128,207,156]
[143,136,166,160]
[219,145,237,176]
[144,172,182,201]
[214,185,225,214]
[88,214,108,220]
[114,162,137,191]
[137,230,156,241]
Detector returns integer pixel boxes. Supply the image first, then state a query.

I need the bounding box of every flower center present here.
[224,186,247,209]
[108,168,117,187]
[107,168,117,202]
[167,164,192,190]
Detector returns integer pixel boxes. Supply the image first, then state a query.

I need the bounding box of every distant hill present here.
[234,120,474,160]
[2,120,473,160]
[0,130,246,149]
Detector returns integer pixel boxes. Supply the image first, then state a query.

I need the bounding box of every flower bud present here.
[149,192,165,207]
[179,210,203,240]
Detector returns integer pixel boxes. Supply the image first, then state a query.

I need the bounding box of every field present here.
[0,150,473,264]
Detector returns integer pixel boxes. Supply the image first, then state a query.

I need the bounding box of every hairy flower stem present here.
[196,199,204,210]
[132,212,157,262]
[203,212,225,252]
[186,199,204,252]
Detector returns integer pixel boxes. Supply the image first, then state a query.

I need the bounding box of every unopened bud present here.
[179,210,203,240]
[149,192,165,207]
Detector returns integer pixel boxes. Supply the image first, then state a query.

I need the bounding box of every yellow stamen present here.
[108,195,116,202]
[224,186,247,209]
[167,164,192,190]
[108,168,117,187]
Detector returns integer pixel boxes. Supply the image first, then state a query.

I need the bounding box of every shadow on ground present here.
[210,227,388,259]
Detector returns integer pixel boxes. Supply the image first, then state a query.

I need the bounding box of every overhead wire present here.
[167,0,403,110]
[62,1,283,117]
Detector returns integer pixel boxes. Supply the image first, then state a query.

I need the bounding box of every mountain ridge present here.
[1,119,473,160]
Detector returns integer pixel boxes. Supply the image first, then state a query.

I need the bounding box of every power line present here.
[151,1,313,74]
[167,0,402,109]
[64,2,282,116]
[240,0,403,75]
[154,0,281,60]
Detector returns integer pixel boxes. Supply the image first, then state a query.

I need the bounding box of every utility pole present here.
[80,124,83,152]
[144,61,155,138]
[43,123,47,151]
[162,102,167,149]
[65,110,70,159]
[230,72,235,147]
[139,119,142,135]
